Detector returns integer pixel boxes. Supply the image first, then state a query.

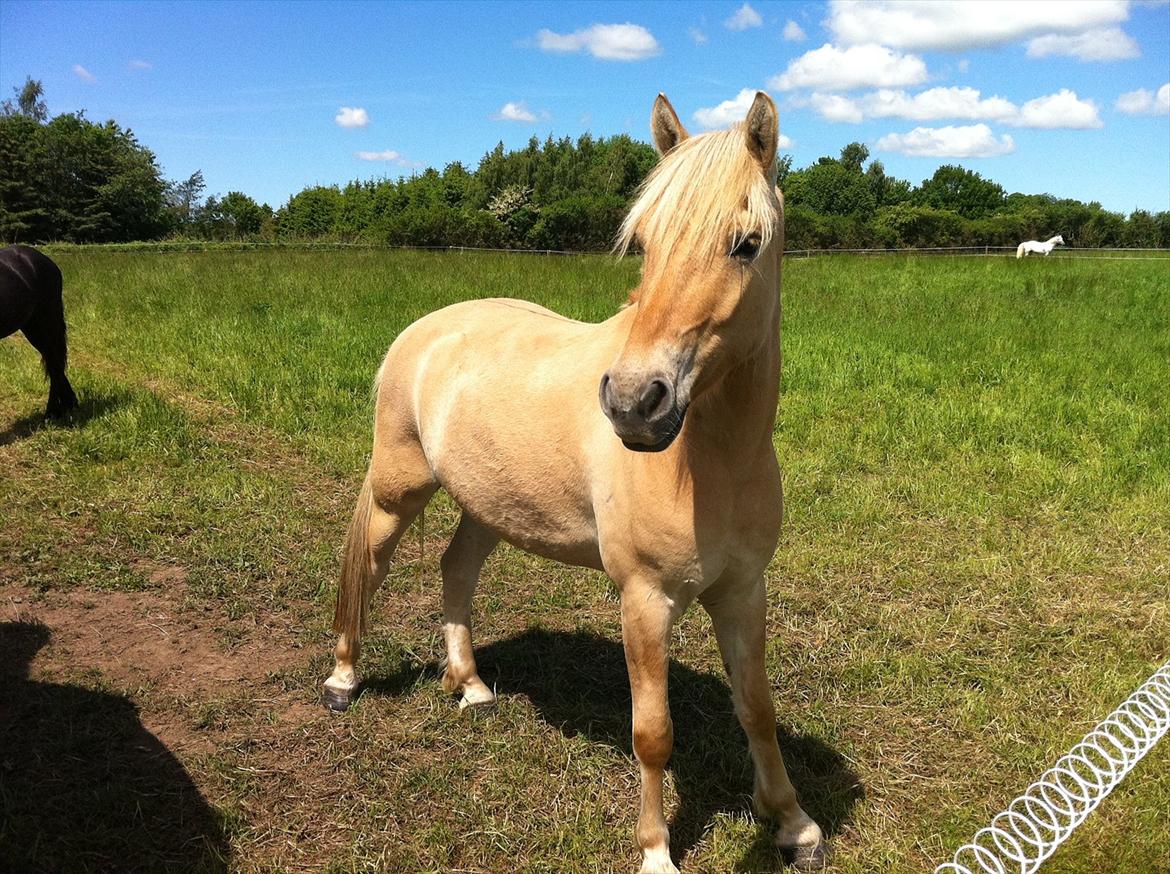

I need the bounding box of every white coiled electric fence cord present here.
[936,658,1170,874]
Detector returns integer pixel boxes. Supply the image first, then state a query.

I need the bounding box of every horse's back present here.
[381,297,606,395]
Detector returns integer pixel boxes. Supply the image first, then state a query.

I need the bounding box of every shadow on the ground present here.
[0,621,230,873]
[362,626,862,872]
[0,390,120,447]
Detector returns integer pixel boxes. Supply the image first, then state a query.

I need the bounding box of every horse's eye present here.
[730,234,761,261]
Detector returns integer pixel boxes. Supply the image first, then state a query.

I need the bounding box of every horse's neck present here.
[690,313,781,451]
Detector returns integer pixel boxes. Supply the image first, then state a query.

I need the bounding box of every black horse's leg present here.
[20,301,77,418]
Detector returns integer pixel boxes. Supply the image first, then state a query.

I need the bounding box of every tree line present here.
[2,78,1167,250]
[0,79,274,244]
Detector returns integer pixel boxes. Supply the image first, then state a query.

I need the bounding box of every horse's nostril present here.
[637,378,673,422]
[599,372,615,415]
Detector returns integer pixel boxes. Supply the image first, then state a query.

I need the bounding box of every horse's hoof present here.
[45,404,74,421]
[781,840,830,871]
[637,847,680,874]
[459,687,496,712]
[322,686,353,712]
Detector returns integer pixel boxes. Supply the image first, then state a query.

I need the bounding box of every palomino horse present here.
[322,92,826,872]
[1016,234,1064,258]
[0,245,77,418]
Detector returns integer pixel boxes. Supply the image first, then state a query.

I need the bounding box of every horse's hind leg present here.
[323,440,437,711]
[20,302,77,418]
[439,513,498,710]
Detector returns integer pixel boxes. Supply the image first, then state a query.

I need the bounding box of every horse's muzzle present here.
[599,372,688,452]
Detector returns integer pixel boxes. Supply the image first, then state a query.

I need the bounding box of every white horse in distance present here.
[1017,234,1064,258]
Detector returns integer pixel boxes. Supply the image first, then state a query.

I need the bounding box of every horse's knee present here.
[633,718,673,769]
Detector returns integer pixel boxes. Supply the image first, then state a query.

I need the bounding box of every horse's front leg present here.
[619,581,680,874]
[700,576,826,870]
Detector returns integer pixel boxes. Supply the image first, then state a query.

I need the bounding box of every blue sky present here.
[1,1,1167,213]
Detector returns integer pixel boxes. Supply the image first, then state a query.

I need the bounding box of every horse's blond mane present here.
[615,123,780,263]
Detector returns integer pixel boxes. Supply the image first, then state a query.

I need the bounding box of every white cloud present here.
[725,3,763,31]
[355,150,402,162]
[335,107,370,128]
[536,23,661,61]
[810,86,1018,123]
[692,87,758,129]
[877,123,1016,157]
[782,20,807,42]
[1014,89,1102,128]
[128,59,152,70]
[493,101,537,122]
[689,27,708,45]
[72,64,96,83]
[806,86,1101,129]
[1115,88,1153,114]
[691,88,794,147]
[809,93,865,123]
[694,88,760,128]
[1116,83,1170,115]
[827,0,1131,51]
[769,43,928,92]
[1026,27,1139,60]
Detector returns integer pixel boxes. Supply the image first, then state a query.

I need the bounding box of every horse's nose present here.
[599,371,675,427]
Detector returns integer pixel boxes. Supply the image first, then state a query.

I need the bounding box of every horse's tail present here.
[1016,243,1026,259]
[333,474,375,637]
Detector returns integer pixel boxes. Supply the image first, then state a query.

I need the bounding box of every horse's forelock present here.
[615,124,780,264]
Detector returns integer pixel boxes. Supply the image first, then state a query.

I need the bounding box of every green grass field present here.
[1,249,1167,873]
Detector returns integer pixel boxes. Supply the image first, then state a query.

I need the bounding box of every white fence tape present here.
[936,659,1170,874]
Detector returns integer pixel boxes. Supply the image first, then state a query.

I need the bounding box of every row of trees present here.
[0,79,275,243]
[0,79,171,242]
[264,138,1170,250]
[275,133,653,251]
[779,146,1168,249]
[2,78,1167,250]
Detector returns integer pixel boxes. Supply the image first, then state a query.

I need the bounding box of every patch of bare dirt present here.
[0,579,320,749]
[1,578,302,693]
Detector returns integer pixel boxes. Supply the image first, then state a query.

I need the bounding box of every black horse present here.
[1,245,78,417]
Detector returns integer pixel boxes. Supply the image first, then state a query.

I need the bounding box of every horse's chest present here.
[596,471,780,587]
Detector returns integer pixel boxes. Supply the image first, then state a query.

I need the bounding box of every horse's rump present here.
[1,246,62,337]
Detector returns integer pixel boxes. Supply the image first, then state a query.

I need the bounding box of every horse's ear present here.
[651,93,689,156]
[744,91,779,172]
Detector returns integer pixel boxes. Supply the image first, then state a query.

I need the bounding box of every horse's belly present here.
[426,398,603,568]
[410,321,609,571]
[436,454,604,570]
